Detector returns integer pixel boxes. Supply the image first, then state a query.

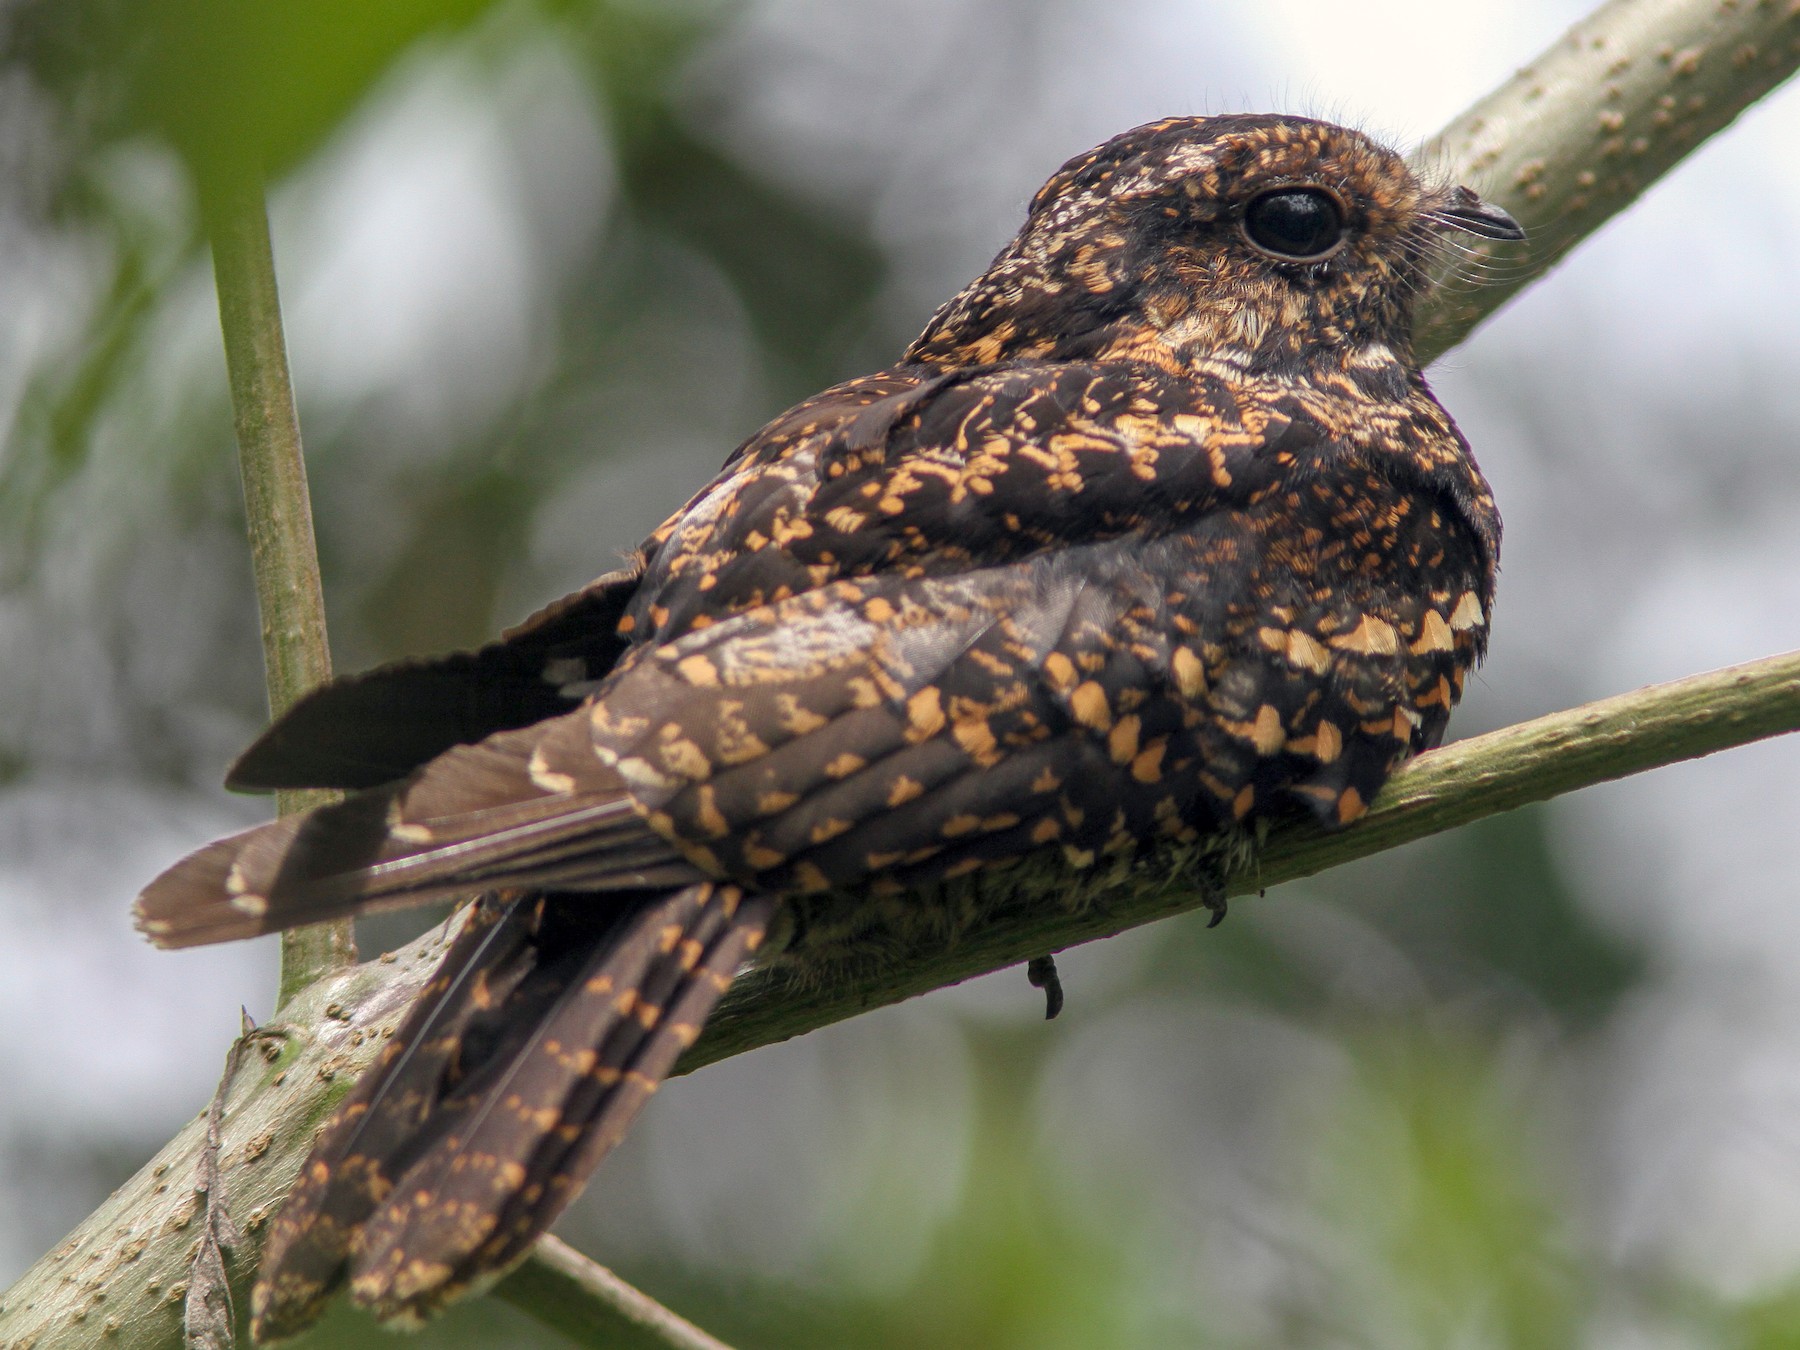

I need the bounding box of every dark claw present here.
[1201,871,1229,928]
[1027,954,1064,1020]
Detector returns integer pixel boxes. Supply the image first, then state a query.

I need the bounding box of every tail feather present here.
[248,896,535,1337]
[251,884,774,1338]
[136,705,705,949]
[518,888,775,1232]
[225,562,644,791]
[135,783,698,951]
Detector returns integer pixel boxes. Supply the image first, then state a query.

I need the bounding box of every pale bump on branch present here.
[1412,0,1800,360]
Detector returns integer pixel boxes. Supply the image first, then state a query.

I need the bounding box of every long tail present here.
[251,882,774,1340]
[133,716,703,950]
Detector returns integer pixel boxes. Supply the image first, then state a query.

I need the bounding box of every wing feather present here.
[227,565,644,791]
[135,710,702,949]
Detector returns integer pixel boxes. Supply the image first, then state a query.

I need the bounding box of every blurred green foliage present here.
[10,0,522,188]
[0,0,883,658]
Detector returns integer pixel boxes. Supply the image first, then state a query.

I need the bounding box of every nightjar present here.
[137,113,1522,1337]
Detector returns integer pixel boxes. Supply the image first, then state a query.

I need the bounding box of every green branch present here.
[686,648,1800,1067]
[493,1238,741,1350]
[201,173,355,1006]
[1413,0,1800,359]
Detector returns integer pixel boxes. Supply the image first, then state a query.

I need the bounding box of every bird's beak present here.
[1433,185,1526,241]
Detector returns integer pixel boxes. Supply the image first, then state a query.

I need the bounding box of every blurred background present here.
[3,0,1800,1345]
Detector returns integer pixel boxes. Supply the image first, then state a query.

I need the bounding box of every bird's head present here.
[906,114,1522,382]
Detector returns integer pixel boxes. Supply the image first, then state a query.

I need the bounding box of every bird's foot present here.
[1197,860,1230,928]
[1026,954,1065,1019]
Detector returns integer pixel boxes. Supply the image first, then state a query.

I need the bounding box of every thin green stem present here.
[203,173,355,1006]
[495,1238,741,1350]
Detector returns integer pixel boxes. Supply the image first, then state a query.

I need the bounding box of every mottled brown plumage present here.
[135,113,1519,1337]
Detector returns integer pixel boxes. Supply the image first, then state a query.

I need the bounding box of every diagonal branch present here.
[1412,0,1800,360]
[687,649,1800,1068]
[493,1238,741,1350]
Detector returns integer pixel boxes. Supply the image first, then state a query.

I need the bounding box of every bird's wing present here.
[140,362,1490,948]
[216,360,1259,792]
[220,357,1494,799]
[226,564,647,791]
[630,359,1301,639]
[575,503,1490,906]
[216,369,967,793]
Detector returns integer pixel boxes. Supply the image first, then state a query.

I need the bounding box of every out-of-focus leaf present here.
[580,6,886,391]
[355,464,537,657]
[597,1027,1163,1350]
[1724,1284,1800,1348]
[1322,1032,1584,1347]
[1363,808,1645,1032]
[620,114,884,390]
[4,0,539,191]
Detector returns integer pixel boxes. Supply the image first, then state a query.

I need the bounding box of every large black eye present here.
[1242,188,1346,261]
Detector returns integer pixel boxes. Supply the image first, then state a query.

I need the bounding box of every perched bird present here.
[137,113,1520,1336]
